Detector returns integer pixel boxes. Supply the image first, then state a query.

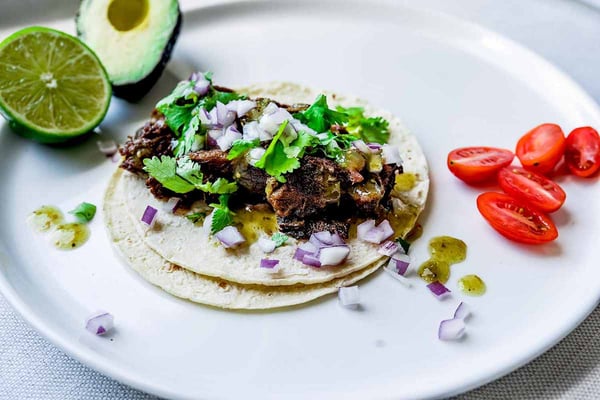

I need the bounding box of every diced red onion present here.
[141,205,158,227]
[248,148,265,165]
[198,107,211,125]
[85,311,114,336]
[291,119,316,136]
[216,125,242,151]
[242,120,262,140]
[357,220,375,238]
[438,318,466,341]
[367,143,383,153]
[427,281,451,298]
[294,242,318,262]
[383,266,412,287]
[302,253,322,268]
[259,107,293,135]
[319,245,350,266]
[357,219,394,244]
[208,107,219,126]
[260,258,280,269]
[313,231,334,245]
[162,197,180,213]
[192,75,210,96]
[387,253,411,276]
[453,302,471,320]
[330,233,344,245]
[203,211,214,235]
[215,226,245,248]
[378,241,399,256]
[96,139,118,157]
[338,286,360,307]
[226,100,256,117]
[263,102,279,115]
[382,144,403,166]
[257,237,276,253]
[352,140,371,154]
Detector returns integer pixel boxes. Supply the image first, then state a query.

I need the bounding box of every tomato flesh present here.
[565,126,600,177]
[476,192,558,244]
[497,167,566,213]
[516,123,566,174]
[447,146,514,184]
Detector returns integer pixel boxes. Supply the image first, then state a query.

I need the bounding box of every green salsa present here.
[418,236,467,284]
[458,274,486,296]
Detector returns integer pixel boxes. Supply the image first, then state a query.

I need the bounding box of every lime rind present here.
[0,26,112,143]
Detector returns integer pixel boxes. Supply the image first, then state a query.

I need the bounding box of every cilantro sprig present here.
[227,139,260,160]
[254,121,319,182]
[209,194,235,234]
[156,72,246,157]
[295,94,348,132]
[337,106,390,144]
[143,155,238,194]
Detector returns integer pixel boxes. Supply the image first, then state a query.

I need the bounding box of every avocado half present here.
[76,0,182,102]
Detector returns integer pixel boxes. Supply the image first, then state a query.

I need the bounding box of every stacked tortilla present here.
[103,83,429,309]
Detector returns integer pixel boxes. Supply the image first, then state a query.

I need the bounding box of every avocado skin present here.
[112,10,183,102]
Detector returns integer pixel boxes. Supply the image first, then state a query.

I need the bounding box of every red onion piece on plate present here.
[388,253,411,276]
[141,205,158,227]
[215,226,245,248]
[453,302,471,320]
[427,281,451,298]
[85,311,114,336]
[338,286,360,307]
[383,266,412,287]
[438,318,466,341]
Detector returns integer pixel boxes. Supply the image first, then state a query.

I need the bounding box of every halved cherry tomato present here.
[476,192,558,244]
[564,126,600,177]
[447,147,514,184]
[516,123,566,174]
[498,167,566,213]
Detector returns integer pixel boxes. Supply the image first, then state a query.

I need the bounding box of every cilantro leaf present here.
[255,121,301,182]
[271,232,289,248]
[69,202,96,223]
[144,156,238,194]
[295,94,348,132]
[143,156,196,193]
[337,106,390,144]
[209,194,235,234]
[197,178,238,194]
[284,131,318,158]
[227,139,260,160]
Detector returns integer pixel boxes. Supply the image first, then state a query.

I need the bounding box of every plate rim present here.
[1,0,600,399]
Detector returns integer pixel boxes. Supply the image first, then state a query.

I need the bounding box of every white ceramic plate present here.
[1,1,600,399]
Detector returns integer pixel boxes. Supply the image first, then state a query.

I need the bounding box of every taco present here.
[106,75,428,306]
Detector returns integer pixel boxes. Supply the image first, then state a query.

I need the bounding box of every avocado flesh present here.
[76,0,182,102]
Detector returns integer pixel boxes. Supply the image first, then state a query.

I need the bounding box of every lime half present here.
[0,27,111,143]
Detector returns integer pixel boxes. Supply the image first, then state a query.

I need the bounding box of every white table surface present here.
[1,0,600,399]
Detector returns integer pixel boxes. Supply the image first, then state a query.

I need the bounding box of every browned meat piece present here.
[348,178,384,215]
[119,117,174,174]
[145,177,206,208]
[277,216,350,240]
[188,149,233,178]
[267,156,348,218]
[233,161,268,196]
